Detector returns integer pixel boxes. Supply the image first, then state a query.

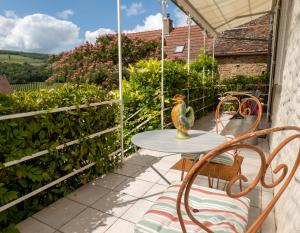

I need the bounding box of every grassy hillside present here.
[0,51,50,84]
[0,50,48,65]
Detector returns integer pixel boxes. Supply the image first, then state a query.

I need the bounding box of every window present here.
[174,45,185,53]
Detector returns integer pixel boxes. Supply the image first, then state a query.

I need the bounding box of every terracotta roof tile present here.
[125,15,269,60]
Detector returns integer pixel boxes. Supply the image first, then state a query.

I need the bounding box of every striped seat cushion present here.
[210,152,235,166]
[135,182,250,233]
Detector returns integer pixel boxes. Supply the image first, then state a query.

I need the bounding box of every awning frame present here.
[172,0,277,37]
[172,0,218,37]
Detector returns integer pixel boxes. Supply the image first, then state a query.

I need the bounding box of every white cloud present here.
[125,13,162,33]
[121,2,145,16]
[0,13,80,53]
[56,9,74,20]
[173,9,188,27]
[85,28,115,43]
[4,10,17,19]
[173,9,195,27]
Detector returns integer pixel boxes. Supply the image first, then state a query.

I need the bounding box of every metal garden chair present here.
[178,92,263,189]
[136,126,300,233]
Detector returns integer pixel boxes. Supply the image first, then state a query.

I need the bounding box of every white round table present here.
[131,129,227,154]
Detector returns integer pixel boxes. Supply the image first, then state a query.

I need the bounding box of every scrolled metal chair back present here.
[176,126,300,233]
[215,93,263,135]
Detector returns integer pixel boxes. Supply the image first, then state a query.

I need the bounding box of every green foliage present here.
[190,51,219,83]
[123,58,217,150]
[216,73,270,102]
[48,35,161,89]
[218,73,269,86]
[0,224,20,233]
[0,84,120,229]
[0,62,50,84]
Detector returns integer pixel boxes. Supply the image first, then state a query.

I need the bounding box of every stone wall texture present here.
[270,0,300,232]
[217,55,267,79]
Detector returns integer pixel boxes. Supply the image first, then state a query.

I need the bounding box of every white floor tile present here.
[246,188,261,208]
[114,178,154,197]
[105,219,135,233]
[143,183,167,202]
[93,173,129,190]
[17,217,56,233]
[125,153,159,166]
[60,208,117,233]
[114,162,145,177]
[159,153,182,164]
[121,199,153,223]
[92,190,138,217]
[261,210,276,233]
[33,198,86,229]
[151,159,174,171]
[67,183,111,206]
[135,167,167,183]
[157,170,182,186]
[248,206,261,227]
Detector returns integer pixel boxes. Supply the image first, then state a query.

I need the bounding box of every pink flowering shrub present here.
[48,35,161,89]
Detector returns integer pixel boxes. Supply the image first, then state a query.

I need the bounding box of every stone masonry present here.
[270,0,300,232]
[217,55,267,79]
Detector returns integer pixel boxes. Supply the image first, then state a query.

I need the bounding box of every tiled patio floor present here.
[17,113,276,233]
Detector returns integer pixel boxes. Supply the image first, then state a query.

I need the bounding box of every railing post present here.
[117,0,124,159]
[161,0,167,129]
[202,30,206,114]
[187,14,192,106]
[212,37,215,84]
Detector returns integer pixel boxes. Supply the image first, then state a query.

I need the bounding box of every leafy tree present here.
[0,63,50,84]
[48,35,161,89]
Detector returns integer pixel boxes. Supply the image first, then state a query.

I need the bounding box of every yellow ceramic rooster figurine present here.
[171,94,195,139]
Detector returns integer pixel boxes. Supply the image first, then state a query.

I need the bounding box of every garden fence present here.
[11,82,63,92]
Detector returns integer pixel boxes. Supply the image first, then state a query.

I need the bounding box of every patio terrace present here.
[16,113,276,233]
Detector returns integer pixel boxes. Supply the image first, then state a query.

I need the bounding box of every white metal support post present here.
[202,30,206,114]
[161,0,167,129]
[187,14,192,105]
[212,37,215,83]
[117,0,124,159]
[211,37,216,110]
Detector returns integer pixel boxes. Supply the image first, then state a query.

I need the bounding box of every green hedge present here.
[218,74,269,86]
[216,73,270,103]
[123,58,217,151]
[0,84,120,230]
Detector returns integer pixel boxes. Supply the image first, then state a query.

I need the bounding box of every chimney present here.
[164,14,173,36]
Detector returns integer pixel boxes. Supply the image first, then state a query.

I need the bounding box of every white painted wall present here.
[270,0,300,232]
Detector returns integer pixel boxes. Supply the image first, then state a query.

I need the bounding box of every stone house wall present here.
[216,54,268,79]
[270,0,300,232]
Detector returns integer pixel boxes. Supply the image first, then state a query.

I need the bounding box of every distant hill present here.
[0,50,49,65]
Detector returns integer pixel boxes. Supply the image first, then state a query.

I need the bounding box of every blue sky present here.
[0,0,188,53]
